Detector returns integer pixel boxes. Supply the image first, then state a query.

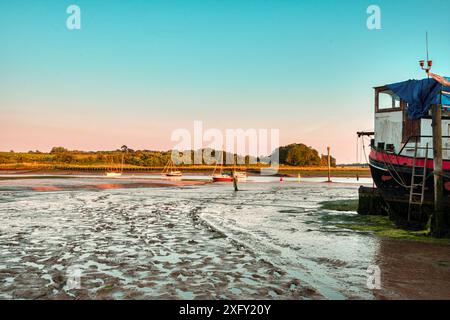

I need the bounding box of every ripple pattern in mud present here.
[0,188,322,300]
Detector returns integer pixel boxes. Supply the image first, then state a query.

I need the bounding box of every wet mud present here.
[0,176,448,299]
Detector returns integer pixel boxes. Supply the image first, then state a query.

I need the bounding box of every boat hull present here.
[106,172,122,178]
[369,149,450,228]
[212,176,234,182]
[164,172,182,177]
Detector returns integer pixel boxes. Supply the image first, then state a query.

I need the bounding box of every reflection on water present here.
[0,175,448,300]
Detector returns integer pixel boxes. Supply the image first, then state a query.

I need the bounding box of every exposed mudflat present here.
[374,239,450,300]
[0,175,448,300]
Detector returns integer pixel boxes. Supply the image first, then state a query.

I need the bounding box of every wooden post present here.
[431,104,445,237]
[232,167,238,192]
[327,146,332,183]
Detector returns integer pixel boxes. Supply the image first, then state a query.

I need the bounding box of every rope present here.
[379,151,411,188]
[354,130,427,189]
[361,136,370,164]
[436,171,450,179]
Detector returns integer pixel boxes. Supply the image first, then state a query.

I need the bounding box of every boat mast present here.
[121,146,127,173]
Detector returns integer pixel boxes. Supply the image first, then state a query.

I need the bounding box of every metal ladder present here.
[408,141,429,221]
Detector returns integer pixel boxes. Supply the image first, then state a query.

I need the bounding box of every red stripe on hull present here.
[369,149,450,170]
[212,177,233,182]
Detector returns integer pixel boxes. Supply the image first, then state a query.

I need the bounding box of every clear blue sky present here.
[1,0,449,163]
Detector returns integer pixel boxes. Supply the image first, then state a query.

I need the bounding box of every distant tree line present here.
[0,144,336,167]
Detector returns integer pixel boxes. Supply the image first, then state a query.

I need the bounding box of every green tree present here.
[50,147,68,154]
[54,152,74,163]
[276,144,321,166]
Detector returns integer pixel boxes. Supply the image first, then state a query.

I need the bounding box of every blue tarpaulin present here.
[387,78,450,119]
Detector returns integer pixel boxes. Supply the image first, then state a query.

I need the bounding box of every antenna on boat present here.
[419,31,432,76]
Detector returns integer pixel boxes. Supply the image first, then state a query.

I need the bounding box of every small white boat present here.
[162,159,183,177]
[105,149,125,177]
[211,161,247,182]
[165,171,182,177]
[233,172,247,181]
[105,172,122,178]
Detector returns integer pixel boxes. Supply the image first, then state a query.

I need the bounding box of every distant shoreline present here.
[0,164,371,178]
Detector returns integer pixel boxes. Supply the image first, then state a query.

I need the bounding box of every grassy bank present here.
[320,200,450,245]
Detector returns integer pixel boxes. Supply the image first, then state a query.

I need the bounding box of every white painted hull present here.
[106,172,122,177]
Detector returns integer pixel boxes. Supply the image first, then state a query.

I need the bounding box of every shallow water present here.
[0,176,448,300]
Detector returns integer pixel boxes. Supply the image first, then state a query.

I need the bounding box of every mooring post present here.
[432,104,445,237]
[327,146,332,183]
[232,168,238,192]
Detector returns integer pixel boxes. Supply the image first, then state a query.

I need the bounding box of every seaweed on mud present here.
[319,200,358,212]
[322,213,450,244]
[321,213,392,226]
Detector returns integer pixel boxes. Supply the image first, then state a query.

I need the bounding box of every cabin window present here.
[402,106,421,143]
[375,89,402,113]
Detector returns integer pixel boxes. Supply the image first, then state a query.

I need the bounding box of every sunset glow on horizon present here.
[2,0,450,163]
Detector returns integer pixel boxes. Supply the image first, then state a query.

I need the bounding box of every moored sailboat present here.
[105,151,125,177]
[212,174,234,182]
[211,161,233,182]
[211,161,247,182]
[162,159,183,177]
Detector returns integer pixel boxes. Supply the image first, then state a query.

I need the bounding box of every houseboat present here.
[367,77,450,227]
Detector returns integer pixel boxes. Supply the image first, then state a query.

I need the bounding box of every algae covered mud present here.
[0,175,449,300]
